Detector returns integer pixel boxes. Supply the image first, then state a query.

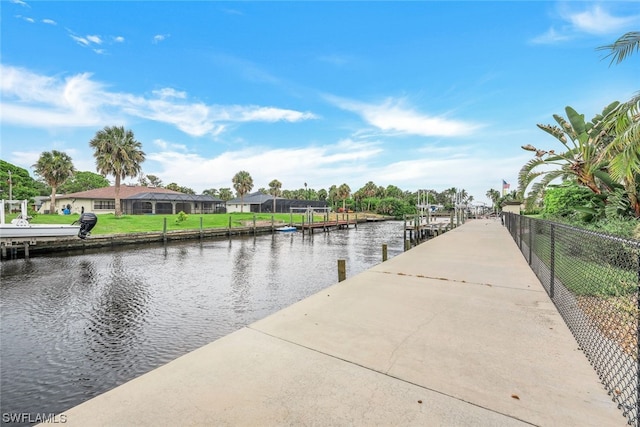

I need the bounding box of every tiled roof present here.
[59,186,184,199]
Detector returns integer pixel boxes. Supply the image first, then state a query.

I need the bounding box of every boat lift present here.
[289,206,332,225]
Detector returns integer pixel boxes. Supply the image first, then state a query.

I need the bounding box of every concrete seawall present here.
[1,225,293,258]
[48,219,624,426]
[2,217,377,258]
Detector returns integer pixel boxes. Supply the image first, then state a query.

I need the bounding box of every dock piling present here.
[163,218,167,243]
[337,259,346,282]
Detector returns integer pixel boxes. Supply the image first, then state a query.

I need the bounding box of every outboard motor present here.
[77,213,98,239]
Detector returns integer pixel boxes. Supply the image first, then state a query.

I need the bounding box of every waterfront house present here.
[38,186,225,215]
[226,192,329,213]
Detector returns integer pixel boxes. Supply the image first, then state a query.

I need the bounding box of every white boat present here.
[275,226,297,232]
[1,199,80,240]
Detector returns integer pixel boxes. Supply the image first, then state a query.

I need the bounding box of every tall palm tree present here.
[360,181,378,211]
[337,183,351,212]
[328,185,338,210]
[268,179,282,213]
[33,150,75,214]
[232,171,253,213]
[485,189,500,209]
[89,126,145,217]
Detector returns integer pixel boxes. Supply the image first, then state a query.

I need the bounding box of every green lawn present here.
[10,212,337,235]
[528,231,638,297]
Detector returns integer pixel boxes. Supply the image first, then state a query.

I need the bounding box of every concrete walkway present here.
[53,219,624,426]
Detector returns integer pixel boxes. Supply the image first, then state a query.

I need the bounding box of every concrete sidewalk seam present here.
[369,269,545,293]
[246,325,538,427]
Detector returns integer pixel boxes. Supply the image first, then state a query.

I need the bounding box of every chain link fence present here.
[504,213,639,426]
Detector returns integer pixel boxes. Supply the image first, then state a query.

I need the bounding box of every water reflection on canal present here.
[1,221,404,421]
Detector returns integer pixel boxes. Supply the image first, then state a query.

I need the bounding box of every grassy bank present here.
[16,212,366,235]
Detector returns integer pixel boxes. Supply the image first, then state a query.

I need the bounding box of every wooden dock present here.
[298,218,358,234]
[404,218,454,246]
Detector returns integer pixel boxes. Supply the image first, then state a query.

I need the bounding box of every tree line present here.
[1,151,479,218]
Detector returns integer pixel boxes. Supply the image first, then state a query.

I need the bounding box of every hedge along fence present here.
[504,213,639,426]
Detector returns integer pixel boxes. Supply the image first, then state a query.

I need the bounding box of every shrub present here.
[175,211,188,224]
[543,184,599,220]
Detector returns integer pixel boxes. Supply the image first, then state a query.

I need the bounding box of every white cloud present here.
[566,5,638,35]
[328,96,480,137]
[0,66,113,127]
[11,0,29,7]
[224,106,317,123]
[69,34,91,47]
[17,15,35,23]
[142,138,523,203]
[113,36,125,43]
[532,4,640,44]
[86,35,103,45]
[153,34,169,44]
[145,139,382,192]
[153,139,188,152]
[530,27,572,44]
[42,18,57,25]
[152,88,187,99]
[0,65,317,136]
[69,33,103,47]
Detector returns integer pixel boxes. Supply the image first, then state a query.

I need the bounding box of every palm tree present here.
[328,185,338,210]
[89,126,145,217]
[518,103,617,210]
[359,181,378,211]
[33,150,75,214]
[268,179,282,213]
[202,188,219,197]
[598,31,640,65]
[598,32,640,217]
[232,171,253,213]
[602,95,640,216]
[485,189,500,209]
[218,188,233,201]
[337,183,351,212]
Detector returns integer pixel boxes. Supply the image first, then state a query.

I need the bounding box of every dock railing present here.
[504,212,639,426]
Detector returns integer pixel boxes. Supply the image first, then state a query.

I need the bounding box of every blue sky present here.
[1,1,638,203]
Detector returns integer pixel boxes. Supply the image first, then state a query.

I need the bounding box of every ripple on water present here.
[1,221,406,421]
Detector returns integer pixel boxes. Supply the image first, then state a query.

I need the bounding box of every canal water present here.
[0,221,405,422]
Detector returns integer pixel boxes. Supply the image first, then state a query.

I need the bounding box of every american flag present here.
[502,180,510,195]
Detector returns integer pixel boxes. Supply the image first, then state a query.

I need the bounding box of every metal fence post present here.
[519,215,523,250]
[549,223,555,299]
[528,217,532,265]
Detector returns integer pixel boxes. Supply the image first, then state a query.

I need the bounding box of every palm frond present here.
[597,31,640,66]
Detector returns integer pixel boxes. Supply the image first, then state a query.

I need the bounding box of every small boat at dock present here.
[275,226,297,232]
[1,200,97,241]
